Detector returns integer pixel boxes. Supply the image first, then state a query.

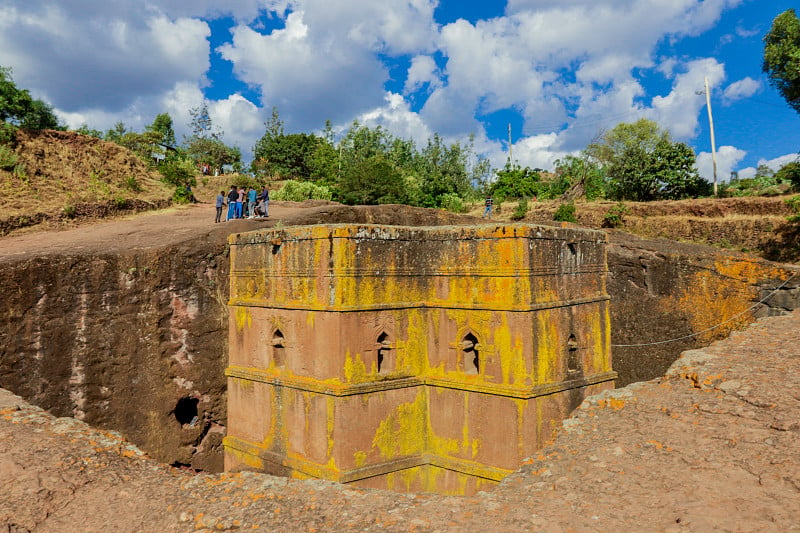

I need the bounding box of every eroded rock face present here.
[607,232,800,386]
[0,246,230,471]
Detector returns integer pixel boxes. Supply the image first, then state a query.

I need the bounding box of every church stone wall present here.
[224,224,615,495]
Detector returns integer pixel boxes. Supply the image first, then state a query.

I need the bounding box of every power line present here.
[612,270,799,348]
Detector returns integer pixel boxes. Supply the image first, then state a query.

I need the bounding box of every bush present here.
[0,123,16,145]
[776,161,800,190]
[159,159,197,188]
[0,144,17,170]
[553,202,577,223]
[172,186,194,204]
[272,180,333,201]
[225,173,265,191]
[337,155,409,205]
[1,144,26,179]
[602,202,628,228]
[510,196,529,221]
[490,164,542,199]
[785,195,800,223]
[121,175,142,192]
[439,193,466,213]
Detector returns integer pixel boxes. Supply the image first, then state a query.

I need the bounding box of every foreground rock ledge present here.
[3,311,800,532]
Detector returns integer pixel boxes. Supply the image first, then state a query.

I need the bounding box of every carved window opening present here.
[376,332,391,373]
[567,242,577,256]
[567,334,580,373]
[462,333,480,375]
[271,236,282,255]
[272,329,286,367]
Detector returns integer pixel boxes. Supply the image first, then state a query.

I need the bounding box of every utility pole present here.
[704,76,718,196]
[508,123,513,165]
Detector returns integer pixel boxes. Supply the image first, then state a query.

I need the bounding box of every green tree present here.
[587,119,707,201]
[159,157,197,203]
[338,155,409,205]
[252,108,335,180]
[489,163,542,199]
[306,138,339,183]
[147,113,176,146]
[253,132,324,179]
[188,102,217,139]
[418,134,472,206]
[183,102,240,172]
[553,155,606,200]
[649,140,710,199]
[186,137,241,171]
[75,123,103,138]
[763,9,800,114]
[117,130,164,166]
[776,160,800,189]
[104,121,129,143]
[0,67,60,132]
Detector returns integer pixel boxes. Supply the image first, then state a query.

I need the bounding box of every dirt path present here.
[2,310,800,532]
[0,203,315,262]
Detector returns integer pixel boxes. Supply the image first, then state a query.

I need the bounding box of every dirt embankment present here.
[0,129,173,235]
[474,195,800,262]
[2,310,799,532]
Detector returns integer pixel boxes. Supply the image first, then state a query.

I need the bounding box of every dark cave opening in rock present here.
[173,397,199,426]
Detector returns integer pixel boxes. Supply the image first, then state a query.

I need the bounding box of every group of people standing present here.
[215,185,270,223]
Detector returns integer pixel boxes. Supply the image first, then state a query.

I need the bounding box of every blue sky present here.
[0,0,797,181]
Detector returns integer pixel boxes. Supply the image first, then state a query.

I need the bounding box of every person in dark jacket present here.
[226,186,238,221]
[483,196,493,218]
[215,190,226,223]
[258,186,270,218]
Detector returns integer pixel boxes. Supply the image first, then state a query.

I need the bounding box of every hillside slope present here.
[0,129,173,234]
[471,195,799,262]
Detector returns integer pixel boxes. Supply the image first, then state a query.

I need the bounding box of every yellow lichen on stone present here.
[494,314,526,385]
[343,351,369,383]
[372,390,459,461]
[396,310,428,375]
[535,310,557,383]
[590,308,611,372]
[326,396,335,459]
[662,259,773,344]
[353,451,367,467]
[234,307,252,332]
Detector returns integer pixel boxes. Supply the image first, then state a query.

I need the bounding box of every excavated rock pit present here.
[0,202,798,474]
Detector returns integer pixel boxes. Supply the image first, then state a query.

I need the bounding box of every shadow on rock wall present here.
[607,232,800,386]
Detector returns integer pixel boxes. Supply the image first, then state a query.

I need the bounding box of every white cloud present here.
[737,153,800,179]
[0,3,211,112]
[649,57,725,140]
[57,82,263,157]
[357,92,433,143]
[404,56,442,95]
[722,77,761,105]
[507,133,571,170]
[415,0,744,164]
[218,7,393,131]
[697,145,746,183]
[735,25,759,39]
